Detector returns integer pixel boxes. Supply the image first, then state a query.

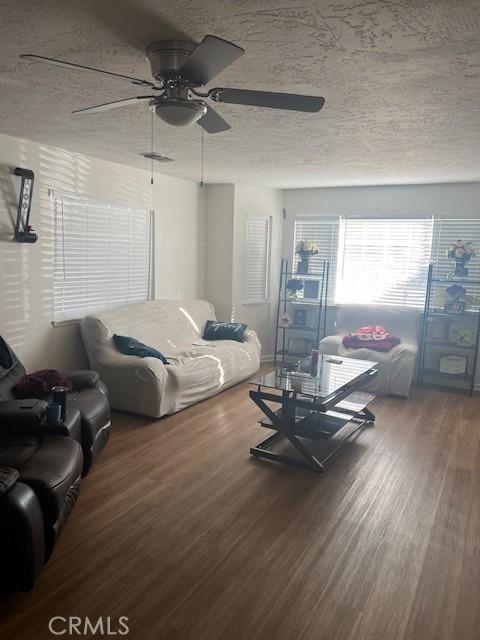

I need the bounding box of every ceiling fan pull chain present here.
[200,128,205,187]
[150,109,154,185]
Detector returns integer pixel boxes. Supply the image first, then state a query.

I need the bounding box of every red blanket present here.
[13,369,73,399]
[343,325,401,352]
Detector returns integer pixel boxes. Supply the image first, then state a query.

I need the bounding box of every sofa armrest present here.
[244,329,261,349]
[87,348,168,416]
[59,369,100,390]
[318,335,344,355]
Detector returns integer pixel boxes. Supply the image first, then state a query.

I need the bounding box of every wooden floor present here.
[1,372,480,640]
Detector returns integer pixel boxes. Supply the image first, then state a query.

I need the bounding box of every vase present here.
[297,257,309,275]
[449,260,469,279]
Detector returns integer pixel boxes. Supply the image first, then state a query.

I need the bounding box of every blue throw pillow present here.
[203,320,247,343]
[113,335,169,364]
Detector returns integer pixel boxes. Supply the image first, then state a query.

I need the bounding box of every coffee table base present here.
[249,389,375,475]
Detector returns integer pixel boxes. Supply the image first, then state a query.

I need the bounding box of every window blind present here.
[53,191,153,322]
[335,217,433,307]
[244,215,271,303]
[293,217,339,300]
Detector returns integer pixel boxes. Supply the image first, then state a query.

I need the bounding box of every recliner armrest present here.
[0,467,19,496]
[59,370,100,390]
[0,400,47,432]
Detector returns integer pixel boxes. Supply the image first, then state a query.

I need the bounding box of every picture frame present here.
[303,280,320,300]
[426,317,450,341]
[293,309,308,327]
[287,337,315,356]
[439,353,468,375]
[449,322,475,347]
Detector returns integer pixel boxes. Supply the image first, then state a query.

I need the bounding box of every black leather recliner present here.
[0,336,111,594]
[0,433,83,594]
[0,336,111,475]
[0,465,45,593]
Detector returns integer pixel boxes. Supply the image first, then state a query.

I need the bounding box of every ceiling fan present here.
[21,35,325,133]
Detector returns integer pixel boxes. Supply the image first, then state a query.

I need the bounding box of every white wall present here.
[233,184,283,358]
[205,183,283,358]
[0,132,205,370]
[204,184,235,322]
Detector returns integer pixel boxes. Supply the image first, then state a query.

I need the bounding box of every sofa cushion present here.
[203,320,247,343]
[81,299,217,361]
[113,334,169,364]
[0,434,39,468]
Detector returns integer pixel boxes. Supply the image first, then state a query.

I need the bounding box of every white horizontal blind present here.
[336,217,433,307]
[244,215,271,303]
[431,219,480,300]
[53,191,152,321]
[293,218,339,300]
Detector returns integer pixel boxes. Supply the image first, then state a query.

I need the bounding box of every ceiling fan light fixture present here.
[155,99,207,127]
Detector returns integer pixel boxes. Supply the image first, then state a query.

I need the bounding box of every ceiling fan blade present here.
[72,96,154,114]
[21,54,155,88]
[197,104,231,133]
[210,88,325,112]
[180,35,244,86]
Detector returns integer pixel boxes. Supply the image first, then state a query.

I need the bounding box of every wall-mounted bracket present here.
[13,167,37,243]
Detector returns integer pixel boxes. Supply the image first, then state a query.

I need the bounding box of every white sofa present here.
[319,304,420,397]
[80,299,261,417]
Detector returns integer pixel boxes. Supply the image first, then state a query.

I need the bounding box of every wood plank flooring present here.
[1,373,479,640]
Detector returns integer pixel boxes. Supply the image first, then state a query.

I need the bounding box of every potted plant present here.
[295,240,319,274]
[446,240,475,278]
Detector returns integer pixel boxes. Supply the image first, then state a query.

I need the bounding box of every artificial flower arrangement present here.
[279,313,293,327]
[295,240,320,257]
[446,240,475,262]
[446,240,475,277]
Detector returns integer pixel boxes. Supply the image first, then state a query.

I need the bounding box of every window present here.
[244,215,271,303]
[336,217,433,307]
[53,191,153,322]
[431,218,480,292]
[293,218,339,300]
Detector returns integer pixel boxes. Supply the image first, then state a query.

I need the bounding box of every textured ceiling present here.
[0,0,479,188]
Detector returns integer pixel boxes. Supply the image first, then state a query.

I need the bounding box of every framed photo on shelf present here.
[426,317,450,341]
[293,309,308,327]
[439,354,468,375]
[287,337,315,356]
[303,280,320,300]
[449,322,475,347]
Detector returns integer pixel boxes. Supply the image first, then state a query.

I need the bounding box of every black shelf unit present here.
[273,258,329,366]
[419,264,480,395]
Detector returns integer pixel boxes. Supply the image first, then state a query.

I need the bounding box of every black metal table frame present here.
[249,370,376,475]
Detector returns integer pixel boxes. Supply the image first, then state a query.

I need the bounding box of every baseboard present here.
[260,354,274,363]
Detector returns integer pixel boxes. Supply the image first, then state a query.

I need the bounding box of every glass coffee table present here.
[249,355,378,475]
